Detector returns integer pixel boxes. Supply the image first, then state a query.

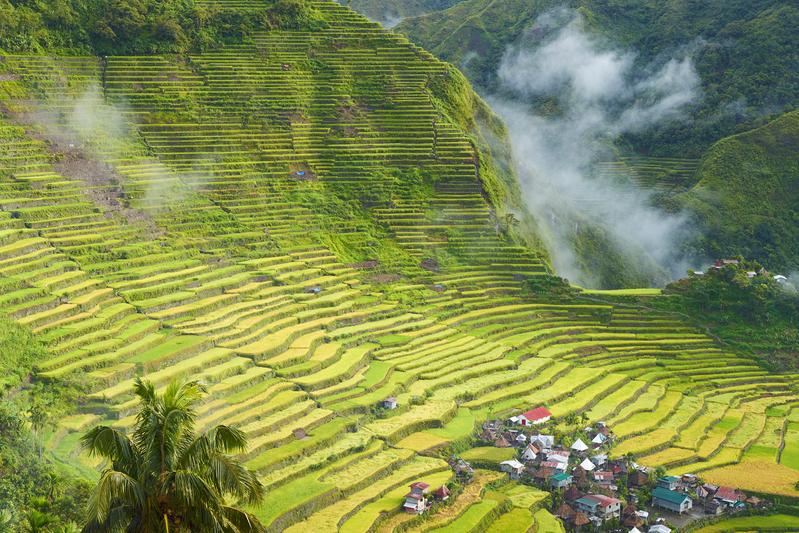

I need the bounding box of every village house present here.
[621,503,644,528]
[713,259,740,268]
[448,456,474,481]
[432,485,450,501]
[696,483,717,499]
[704,498,723,515]
[571,511,590,529]
[540,460,567,472]
[714,485,743,507]
[382,397,398,410]
[574,494,622,521]
[652,487,693,514]
[500,459,525,480]
[579,458,596,472]
[494,433,512,448]
[571,438,589,454]
[628,469,649,488]
[657,475,680,490]
[403,482,430,514]
[648,525,672,533]
[564,485,583,503]
[521,443,541,461]
[555,502,574,521]
[593,470,613,487]
[512,406,552,426]
[531,434,555,450]
[548,449,570,462]
[550,472,573,489]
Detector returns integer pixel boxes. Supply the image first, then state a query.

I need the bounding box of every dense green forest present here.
[0,0,324,54]
[683,110,799,273]
[397,0,799,157]
[656,261,799,373]
[0,316,90,531]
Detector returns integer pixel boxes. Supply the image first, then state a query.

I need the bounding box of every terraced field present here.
[0,0,797,531]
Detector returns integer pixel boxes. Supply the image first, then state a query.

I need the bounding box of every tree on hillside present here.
[81,379,265,532]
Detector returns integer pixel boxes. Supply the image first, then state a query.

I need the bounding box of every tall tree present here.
[81,379,265,532]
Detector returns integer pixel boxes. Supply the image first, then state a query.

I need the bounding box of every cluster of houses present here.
[401,456,474,515]
[480,407,766,531]
[401,481,451,515]
[693,258,791,284]
[652,475,762,516]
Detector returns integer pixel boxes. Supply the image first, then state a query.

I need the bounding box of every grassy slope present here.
[683,110,799,272]
[397,0,799,157]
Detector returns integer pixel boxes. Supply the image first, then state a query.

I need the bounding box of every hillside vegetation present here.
[0,0,325,54]
[397,0,799,157]
[683,110,799,273]
[0,0,796,531]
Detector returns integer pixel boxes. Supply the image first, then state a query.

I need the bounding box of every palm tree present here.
[81,379,265,532]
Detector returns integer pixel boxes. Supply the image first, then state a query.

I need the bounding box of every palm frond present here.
[80,426,139,471]
[169,470,222,512]
[81,504,133,533]
[205,453,264,505]
[210,425,249,453]
[220,506,267,533]
[86,470,143,527]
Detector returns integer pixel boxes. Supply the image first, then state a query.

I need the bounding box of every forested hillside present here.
[683,110,799,272]
[397,0,799,157]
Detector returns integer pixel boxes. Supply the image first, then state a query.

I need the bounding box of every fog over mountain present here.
[490,9,702,287]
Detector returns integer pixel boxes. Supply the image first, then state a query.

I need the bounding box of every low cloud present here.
[491,9,702,287]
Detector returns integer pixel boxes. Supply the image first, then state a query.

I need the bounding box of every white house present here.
[516,407,552,426]
[592,433,607,445]
[547,450,571,463]
[403,482,429,514]
[500,459,525,479]
[531,435,555,450]
[571,439,589,452]
[382,397,398,410]
[579,458,596,471]
[521,443,540,461]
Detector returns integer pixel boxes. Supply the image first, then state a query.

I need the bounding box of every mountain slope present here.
[0,1,797,530]
[683,110,799,271]
[397,0,799,156]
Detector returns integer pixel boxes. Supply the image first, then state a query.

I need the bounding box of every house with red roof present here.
[516,406,552,426]
[574,494,622,521]
[714,486,743,506]
[403,482,430,514]
[432,485,450,501]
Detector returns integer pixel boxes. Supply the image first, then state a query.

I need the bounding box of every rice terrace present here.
[0,0,798,532]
